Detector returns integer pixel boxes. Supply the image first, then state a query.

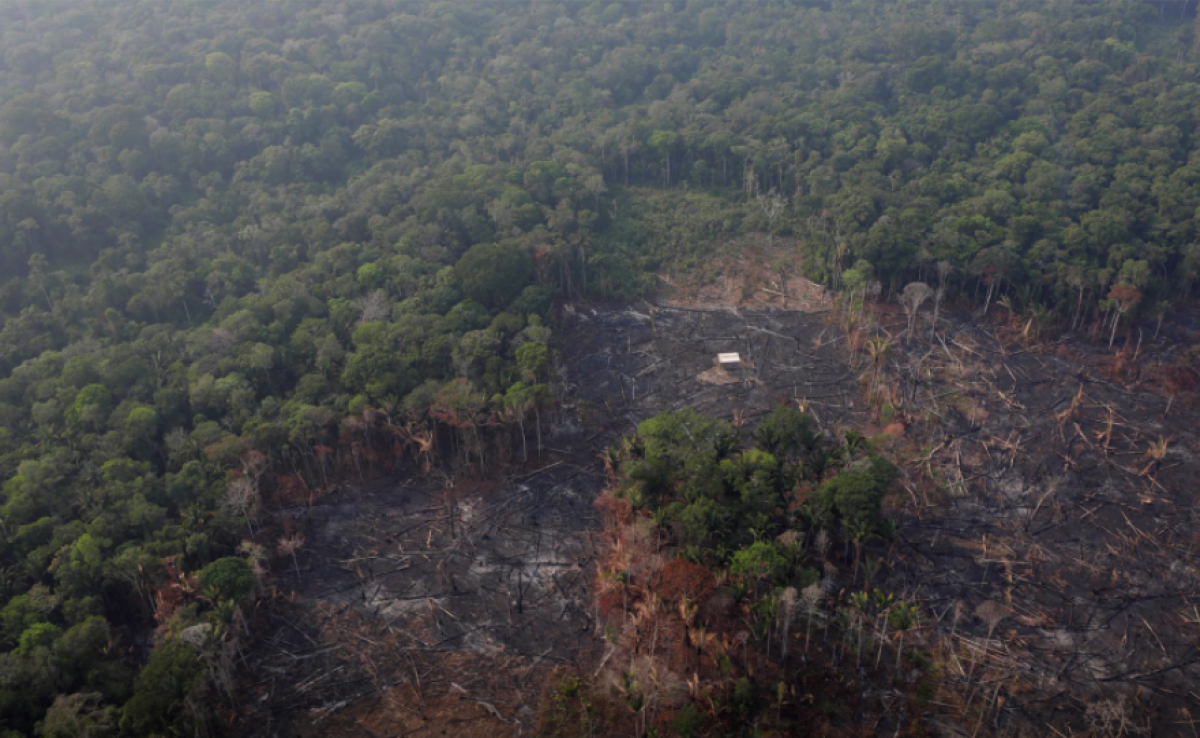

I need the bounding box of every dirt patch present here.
[696,358,756,386]
[561,302,868,434]
[657,238,831,313]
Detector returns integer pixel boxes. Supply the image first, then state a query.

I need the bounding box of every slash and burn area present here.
[236,289,1200,737]
[859,302,1200,735]
[235,459,604,737]
[234,294,869,737]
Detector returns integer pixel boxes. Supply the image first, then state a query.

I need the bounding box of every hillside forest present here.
[1,1,1199,736]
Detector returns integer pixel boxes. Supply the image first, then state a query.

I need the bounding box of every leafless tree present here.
[181,622,237,702]
[356,288,392,324]
[865,336,891,403]
[223,477,259,540]
[756,188,787,246]
[241,449,268,482]
[933,260,952,336]
[947,599,965,643]
[800,583,824,658]
[1106,284,1142,350]
[900,281,935,341]
[164,427,194,463]
[866,279,882,311]
[277,533,306,579]
[1067,268,1087,330]
[208,328,237,356]
[238,540,268,592]
[779,586,798,658]
[614,655,686,737]
[814,529,831,560]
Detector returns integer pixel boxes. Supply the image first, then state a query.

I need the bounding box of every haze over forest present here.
[0,2,1199,737]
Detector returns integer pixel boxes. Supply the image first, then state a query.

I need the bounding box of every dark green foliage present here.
[754,406,818,461]
[119,641,204,736]
[865,455,900,489]
[1,586,56,645]
[809,447,899,556]
[814,472,887,529]
[456,242,535,311]
[508,285,555,321]
[728,541,791,586]
[612,409,895,596]
[15,622,60,656]
[637,409,739,474]
[196,557,253,603]
[516,341,551,382]
[732,677,758,716]
[671,704,706,738]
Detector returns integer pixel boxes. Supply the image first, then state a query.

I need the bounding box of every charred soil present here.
[233,291,1200,737]
[865,301,1200,736]
[232,294,867,737]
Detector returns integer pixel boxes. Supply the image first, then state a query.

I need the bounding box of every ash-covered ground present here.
[878,308,1200,736]
[234,299,1200,737]
[233,302,863,737]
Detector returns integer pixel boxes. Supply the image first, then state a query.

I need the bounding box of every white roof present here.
[717,352,741,364]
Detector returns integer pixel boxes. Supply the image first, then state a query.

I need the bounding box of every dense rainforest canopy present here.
[0,0,1199,735]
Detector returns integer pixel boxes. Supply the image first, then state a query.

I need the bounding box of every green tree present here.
[648,130,680,185]
[67,385,113,430]
[196,557,254,604]
[16,622,61,656]
[119,640,204,736]
[455,242,534,310]
[754,406,817,460]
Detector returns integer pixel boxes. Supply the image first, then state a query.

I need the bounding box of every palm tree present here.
[864,336,891,405]
[996,294,1016,323]
[844,517,873,581]
[800,584,823,658]
[888,601,920,673]
[277,533,305,579]
[871,589,895,669]
[849,591,870,668]
[779,587,798,658]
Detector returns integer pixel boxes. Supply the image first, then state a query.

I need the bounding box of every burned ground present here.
[232,452,605,737]
[874,307,1200,736]
[560,301,870,441]
[232,301,866,737]
[233,295,1200,737]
